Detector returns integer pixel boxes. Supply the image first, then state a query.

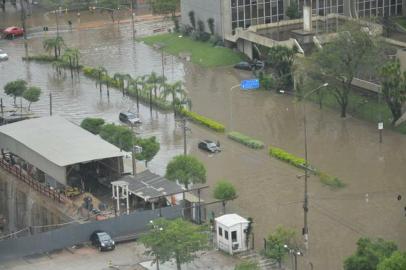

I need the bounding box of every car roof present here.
[4,27,18,31]
[203,140,214,143]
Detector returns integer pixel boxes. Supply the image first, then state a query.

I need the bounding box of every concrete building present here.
[181,0,404,40]
[0,116,124,189]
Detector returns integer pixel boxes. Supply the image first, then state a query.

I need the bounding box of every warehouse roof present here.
[0,116,124,167]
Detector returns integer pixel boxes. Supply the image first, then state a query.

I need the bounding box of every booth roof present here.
[215,214,249,227]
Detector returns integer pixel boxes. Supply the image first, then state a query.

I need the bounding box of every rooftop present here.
[0,116,124,167]
[215,214,249,227]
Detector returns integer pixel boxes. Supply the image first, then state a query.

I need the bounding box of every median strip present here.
[227,131,264,149]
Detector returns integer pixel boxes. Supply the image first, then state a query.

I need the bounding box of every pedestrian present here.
[68,20,72,31]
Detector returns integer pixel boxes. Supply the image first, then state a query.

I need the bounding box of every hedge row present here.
[228,131,264,149]
[82,66,173,111]
[23,55,83,69]
[269,146,345,189]
[180,108,225,132]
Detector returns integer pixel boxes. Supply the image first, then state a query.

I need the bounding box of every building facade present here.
[181,0,405,39]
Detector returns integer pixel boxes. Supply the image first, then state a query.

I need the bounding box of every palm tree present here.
[113,73,126,95]
[94,66,108,94]
[144,83,154,112]
[43,37,65,59]
[130,77,142,111]
[123,74,132,94]
[161,81,186,114]
[62,48,80,78]
[147,72,160,99]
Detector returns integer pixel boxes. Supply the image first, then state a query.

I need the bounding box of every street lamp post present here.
[229,84,240,131]
[150,220,163,270]
[301,82,328,249]
[284,244,303,270]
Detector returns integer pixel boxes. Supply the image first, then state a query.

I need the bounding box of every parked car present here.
[119,111,141,125]
[2,26,24,39]
[251,59,265,70]
[90,231,115,251]
[234,61,252,71]
[0,49,8,61]
[198,140,221,153]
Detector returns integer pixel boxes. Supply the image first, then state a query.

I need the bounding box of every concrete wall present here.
[181,0,223,36]
[0,206,182,262]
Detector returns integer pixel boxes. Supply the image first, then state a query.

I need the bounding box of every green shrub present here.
[269,146,306,169]
[269,146,345,189]
[80,118,105,134]
[228,131,264,149]
[22,55,56,62]
[316,171,346,189]
[180,108,225,132]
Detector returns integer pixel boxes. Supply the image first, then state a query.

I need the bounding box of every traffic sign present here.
[240,79,260,90]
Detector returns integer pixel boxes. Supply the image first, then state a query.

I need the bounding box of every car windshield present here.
[207,142,217,148]
[126,113,138,119]
[98,233,111,241]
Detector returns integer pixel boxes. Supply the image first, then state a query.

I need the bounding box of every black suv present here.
[119,112,141,125]
[198,140,221,153]
[90,231,115,251]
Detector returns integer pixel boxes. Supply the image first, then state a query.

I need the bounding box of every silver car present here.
[0,49,8,61]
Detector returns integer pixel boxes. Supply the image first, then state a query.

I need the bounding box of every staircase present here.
[237,250,278,270]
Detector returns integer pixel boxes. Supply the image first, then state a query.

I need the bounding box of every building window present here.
[232,231,237,242]
[219,227,223,236]
[225,230,229,240]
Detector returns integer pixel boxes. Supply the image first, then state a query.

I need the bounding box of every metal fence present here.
[0,205,182,262]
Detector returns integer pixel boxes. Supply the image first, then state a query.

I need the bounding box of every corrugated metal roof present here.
[118,170,184,201]
[0,116,124,167]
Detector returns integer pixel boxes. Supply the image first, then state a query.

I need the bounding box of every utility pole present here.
[378,87,383,143]
[49,93,52,116]
[19,0,27,40]
[130,0,135,39]
[131,123,136,175]
[176,117,191,155]
[303,100,309,249]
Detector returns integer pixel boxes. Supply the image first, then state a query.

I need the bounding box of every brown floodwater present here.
[0,9,406,270]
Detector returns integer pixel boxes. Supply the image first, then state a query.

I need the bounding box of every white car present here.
[0,49,8,61]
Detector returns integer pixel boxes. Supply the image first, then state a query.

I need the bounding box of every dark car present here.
[119,111,141,125]
[234,61,252,71]
[198,140,221,153]
[90,231,115,251]
[251,60,265,70]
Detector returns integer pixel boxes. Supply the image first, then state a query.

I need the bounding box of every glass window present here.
[219,227,223,236]
[225,231,229,240]
[232,231,237,242]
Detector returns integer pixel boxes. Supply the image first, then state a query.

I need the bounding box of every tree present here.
[62,48,80,78]
[150,0,179,17]
[377,251,406,270]
[344,237,398,270]
[267,45,298,90]
[113,73,126,95]
[134,136,160,166]
[161,81,186,114]
[235,261,260,270]
[147,71,161,99]
[264,225,297,268]
[286,1,300,19]
[188,10,196,29]
[140,218,208,270]
[94,66,108,94]
[4,79,27,105]
[213,180,237,214]
[80,118,105,134]
[99,123,133,151]
[165,155,206,189]
[43,36,65,59]
[22,86,41,110]
[380,60,406,124]
[207,18,215,35]
[309,22,380,117]
[197,19,205,33]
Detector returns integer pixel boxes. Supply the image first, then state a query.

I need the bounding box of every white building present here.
[215,213,250,255]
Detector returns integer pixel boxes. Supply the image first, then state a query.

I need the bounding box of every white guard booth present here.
[215,214,249,255]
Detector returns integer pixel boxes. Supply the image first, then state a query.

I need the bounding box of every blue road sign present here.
[240,79,260,90]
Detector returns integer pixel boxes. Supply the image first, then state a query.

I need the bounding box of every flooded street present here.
[1,10,406,269]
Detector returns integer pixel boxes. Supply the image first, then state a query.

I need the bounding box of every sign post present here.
[240,79,260,90]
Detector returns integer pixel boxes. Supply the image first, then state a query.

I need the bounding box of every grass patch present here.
[228,131,264,149]
[180,108,225,132]
[393,17,406,29]
[269,146,345,189]
[308,89,406,134]
[140,33,243,68]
